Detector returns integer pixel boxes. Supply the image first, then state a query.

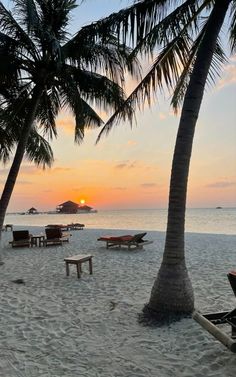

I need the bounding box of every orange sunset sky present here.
[1,0,236,212]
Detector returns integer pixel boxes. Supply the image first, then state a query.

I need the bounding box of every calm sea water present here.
[4,208,236,235]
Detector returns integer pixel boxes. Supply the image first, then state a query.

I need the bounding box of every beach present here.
[1,226,236,376]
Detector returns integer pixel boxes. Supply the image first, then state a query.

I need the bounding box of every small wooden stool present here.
[64,254,93,279]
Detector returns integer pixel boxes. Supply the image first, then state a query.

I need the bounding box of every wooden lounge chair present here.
[228,271,236,297]
[67,223,85,230]
[10,230,31,248]
[43,227,70,247]
[46,224,69,231]
[193,270,236,353]
[97,232,153,250]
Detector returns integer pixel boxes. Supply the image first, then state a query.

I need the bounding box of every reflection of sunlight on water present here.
[5,208,236,234]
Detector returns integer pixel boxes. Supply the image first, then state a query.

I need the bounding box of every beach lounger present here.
[67,223,85,230]
[10,230,31,248]
[43,227,70,247]
[46,224,69,231]
[97,232,153,250]
[193,270,236,353]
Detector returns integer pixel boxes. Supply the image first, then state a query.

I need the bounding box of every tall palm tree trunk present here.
[0,86,43,235]
[147,0,231,319]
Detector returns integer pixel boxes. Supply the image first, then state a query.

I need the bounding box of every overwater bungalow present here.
[56,200,97,214]
[27,207,38,214]
[56,200,79,214]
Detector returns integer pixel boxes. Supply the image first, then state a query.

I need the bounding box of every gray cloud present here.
[206,181,236,188]
[115,160,137,169]
[140,183,157,188]
[112,187,127,190]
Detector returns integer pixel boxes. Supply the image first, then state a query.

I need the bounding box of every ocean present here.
[4,207,236,235]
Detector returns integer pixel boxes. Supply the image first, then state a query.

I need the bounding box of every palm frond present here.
[73,0,173,47]
[0,121,15,163]
[36,87,60,139]
[37,0,77,41]
[229,0,236,53]
[62,65,129,115]
[96,31,192,142]
[13,0,41,34]
[73,99,104,144]
[58,73,86,144]
[63,32,141,85]
[171,19,227,111]
[25,126,54,168]
[130,0,209,58]
[0,1,39,59]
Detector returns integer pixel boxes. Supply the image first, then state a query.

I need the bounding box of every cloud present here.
[17,180,33,185]
[56,115,75,134]
[0,165,41,176]
[114,160,137,169]
[111,187,127,190]
[115,163,127,169]
[126,140,137,147]
[0,179,32,185]
[206,181,236,188]
[140,183,157,188]
[159,112,167,120]
[218,61,236,89]
[52,167,72,172]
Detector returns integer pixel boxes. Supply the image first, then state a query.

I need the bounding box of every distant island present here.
[216,206,222,209]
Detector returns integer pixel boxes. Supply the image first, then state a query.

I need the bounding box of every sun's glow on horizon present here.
[80,199,86,205]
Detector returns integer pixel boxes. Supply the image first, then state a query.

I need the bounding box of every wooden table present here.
[31,235,45,247]
[64,254,93,279]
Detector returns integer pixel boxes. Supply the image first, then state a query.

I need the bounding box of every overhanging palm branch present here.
[96,0,230,141]
[25,127,54,168]
[63,32,141,85]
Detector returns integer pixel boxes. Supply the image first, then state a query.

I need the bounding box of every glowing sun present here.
[80,199,85,205]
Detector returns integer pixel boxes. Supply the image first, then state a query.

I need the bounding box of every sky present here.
[1,0,236,212]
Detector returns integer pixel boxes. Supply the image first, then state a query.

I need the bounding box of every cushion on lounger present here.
[98,235,133,242]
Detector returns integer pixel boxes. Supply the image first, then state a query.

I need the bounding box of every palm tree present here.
[95,0,234,320]
[0,0,138,230]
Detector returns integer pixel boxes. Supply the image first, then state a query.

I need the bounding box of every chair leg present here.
[89,258,93,274]
[76,263,81,278]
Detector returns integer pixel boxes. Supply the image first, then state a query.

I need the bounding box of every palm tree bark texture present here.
[146,0,231,320]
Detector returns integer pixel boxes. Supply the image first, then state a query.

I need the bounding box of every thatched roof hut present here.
[56,200,79,214]
[27,207,38,214]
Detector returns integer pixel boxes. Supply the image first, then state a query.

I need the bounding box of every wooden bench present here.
[64,254,93,279]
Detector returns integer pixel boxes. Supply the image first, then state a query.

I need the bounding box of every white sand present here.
[0,227,236,377]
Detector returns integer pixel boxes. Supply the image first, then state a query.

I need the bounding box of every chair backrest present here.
[228,271,236,297]
[45,227,62,239]
[13,230,30,241]
[132,232,147,243]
